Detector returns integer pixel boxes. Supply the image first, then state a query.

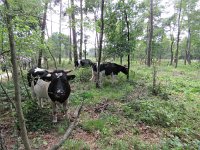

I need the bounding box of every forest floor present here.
[0,61,200,149]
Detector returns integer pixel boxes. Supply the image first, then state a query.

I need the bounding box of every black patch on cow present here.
[47,70,75,103]
[27,67,49,87]
[75,59,93,67]
[92,62,128,76]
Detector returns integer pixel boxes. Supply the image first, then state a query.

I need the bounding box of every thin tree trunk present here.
[123,0,130,80]
[4,0,31,149]
[175,0,182,68]
[170,36,174,65]
[147,0,153,67]
[71,0,78,66]
[96,0,104,88]
[79,0,83,59]
[59,0,62,64]
[38,1,48,68]
[84,38,87,59]
[94,11,98,61]
[68,0,72,62]
[186,20,191,65]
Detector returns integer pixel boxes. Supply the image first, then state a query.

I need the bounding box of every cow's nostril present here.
[56,89,64,94]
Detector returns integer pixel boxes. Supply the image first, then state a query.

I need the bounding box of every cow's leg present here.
[52,101,57,123]
[62,101,68,119]
[111,73,115,84]
[39,98,43,108]
[90,70,95,81]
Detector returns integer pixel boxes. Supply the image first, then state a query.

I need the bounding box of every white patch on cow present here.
[55,72,63,78]
[34,67,45,73]
[46,73,51,77]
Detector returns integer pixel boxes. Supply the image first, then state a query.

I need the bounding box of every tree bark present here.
[147,0,153,67]
[59,0,62,64]
[186,19,191,65]
[71,0,78,66]
[4,0,31,149]
[68,0,72,62]
[170,35,174,65]
[96,0,105,88]
[94,11,98,61]
[38,1,48,68]
[123,0,130,80]
[79,0,83,59]
[175,0,182,68]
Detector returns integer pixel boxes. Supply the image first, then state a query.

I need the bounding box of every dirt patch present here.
[72,128,100,150]
[137,123,161,144]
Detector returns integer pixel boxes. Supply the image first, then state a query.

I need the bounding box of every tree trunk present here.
[175,0,182,68]
[96,0,105,88]
[186,20,191,65]
[84,39,87,59]
[94,11,98,61]
[59,0,62,64]
[68,0,72,62]
[71,0,78,66]
[38,1,48,68]
[170,36,174,65]
[123,0,130,80]
[4,0,31,149]
[147,0,153,67]
[79,0,83,59]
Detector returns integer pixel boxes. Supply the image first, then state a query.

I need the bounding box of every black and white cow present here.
[27,68,75,122]
[90,62,128,83]
[75,59,93,68]
[27,67,50,107]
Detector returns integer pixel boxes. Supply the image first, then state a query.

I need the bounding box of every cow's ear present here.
[67,75,76,80]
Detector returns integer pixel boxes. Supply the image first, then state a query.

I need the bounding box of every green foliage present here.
[81,119,105,133]
[23,100,53,132]
[74,68,92,82]
[122,100,186,127]
[161,136,200,150]
[62,139,90,150]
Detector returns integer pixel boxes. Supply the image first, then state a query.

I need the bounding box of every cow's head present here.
[41,70,75,103]
[27,67,49,87]
[122,65,128,75]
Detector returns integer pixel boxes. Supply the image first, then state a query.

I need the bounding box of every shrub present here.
[122,100,186,127]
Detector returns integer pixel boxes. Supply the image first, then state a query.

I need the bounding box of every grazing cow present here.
[90,62,128,83]
[75,59,93,68]
[27,68,75,122]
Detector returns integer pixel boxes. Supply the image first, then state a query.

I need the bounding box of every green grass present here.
[1,60,200,149]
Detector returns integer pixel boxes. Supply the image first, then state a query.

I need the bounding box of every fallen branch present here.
[50,103,83,150]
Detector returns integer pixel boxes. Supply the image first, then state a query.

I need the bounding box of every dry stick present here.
[50,103,83,150]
